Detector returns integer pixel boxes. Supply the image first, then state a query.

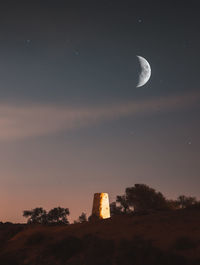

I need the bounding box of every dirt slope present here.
[0,208,200,265]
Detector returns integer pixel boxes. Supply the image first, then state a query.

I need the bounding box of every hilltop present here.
[0,208,200,265]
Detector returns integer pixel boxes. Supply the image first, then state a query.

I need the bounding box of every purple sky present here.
[0,1,199,223]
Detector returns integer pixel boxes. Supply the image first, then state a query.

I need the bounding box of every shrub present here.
[76,212,87,223]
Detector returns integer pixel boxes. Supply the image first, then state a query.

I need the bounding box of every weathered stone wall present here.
[92,193,110,219]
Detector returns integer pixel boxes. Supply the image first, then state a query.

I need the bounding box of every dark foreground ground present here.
[0,208,200,265]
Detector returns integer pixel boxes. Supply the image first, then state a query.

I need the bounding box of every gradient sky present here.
[0,0,199,223]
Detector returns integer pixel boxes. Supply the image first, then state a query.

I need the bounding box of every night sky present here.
[0,0,200,222]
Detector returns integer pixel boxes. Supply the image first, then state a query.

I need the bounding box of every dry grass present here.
[0,208,200,264]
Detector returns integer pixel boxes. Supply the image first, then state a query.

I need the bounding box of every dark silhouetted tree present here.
[166,199,179,210]
[125,184,168,212]
[177,195,197,209]
[23,207,70,224]
[110,202,122,216]
[78,212,87,223]
[116,195,130,214]
[23,207,47,224]
[47,207,70,224]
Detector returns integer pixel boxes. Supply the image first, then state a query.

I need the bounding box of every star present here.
[74,49,80,56]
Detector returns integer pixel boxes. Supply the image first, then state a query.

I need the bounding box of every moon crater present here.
[136,55,151,87]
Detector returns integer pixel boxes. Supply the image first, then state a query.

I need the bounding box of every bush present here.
[78,212,87,223]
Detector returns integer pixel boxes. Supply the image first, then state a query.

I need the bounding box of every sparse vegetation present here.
[23,207,70,224]
[110,184,170,215]
[78,212,87,223]
[110,201,123,215]
[73,212,87,224]
[125,184,169,212]
[110,184,200,216]
[0,184,198,265]
[23,207,47,224]
[0,207,199,265]
[177,195,197,209]
[47,207,70,224]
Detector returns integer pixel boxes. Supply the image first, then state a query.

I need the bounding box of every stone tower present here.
[92,193,110,219]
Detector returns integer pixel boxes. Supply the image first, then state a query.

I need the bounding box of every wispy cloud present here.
[0,92,199,141]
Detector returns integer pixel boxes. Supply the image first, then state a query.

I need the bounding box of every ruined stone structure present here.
[92,193,110,219]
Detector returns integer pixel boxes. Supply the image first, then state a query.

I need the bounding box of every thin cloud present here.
[0,92,199,141]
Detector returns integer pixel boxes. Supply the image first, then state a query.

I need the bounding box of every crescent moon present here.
[136,55,151,87]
